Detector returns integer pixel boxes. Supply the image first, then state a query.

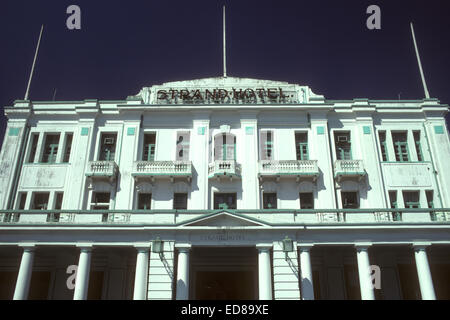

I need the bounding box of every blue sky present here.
[1,0,449,145]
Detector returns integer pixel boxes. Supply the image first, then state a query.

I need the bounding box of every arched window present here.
[214,133,236,160]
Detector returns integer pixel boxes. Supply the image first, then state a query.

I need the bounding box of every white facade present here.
[0,76,449,300]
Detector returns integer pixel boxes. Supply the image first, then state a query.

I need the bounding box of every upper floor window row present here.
[259,130,309,161]
[26,132,73,164]
[378,130,424,162]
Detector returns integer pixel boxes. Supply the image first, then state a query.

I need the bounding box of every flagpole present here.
[410,22,430,99]
[223,5,227,78]
[24,24,44,101]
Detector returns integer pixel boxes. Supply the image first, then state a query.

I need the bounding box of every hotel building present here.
[0,76,449,300]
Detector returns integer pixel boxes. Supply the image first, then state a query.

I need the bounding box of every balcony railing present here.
[334,160,366,182]
[259,160,319,180]
[85,161,119,180]
[208,160,241,179]
[1,208,448,225]
[132,161,192,181]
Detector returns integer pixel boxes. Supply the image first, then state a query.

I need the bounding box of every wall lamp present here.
[152,236,164,257]
[282,236,293,259]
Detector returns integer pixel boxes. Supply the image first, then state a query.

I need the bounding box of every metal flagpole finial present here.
[410,22,430,99]
[24,24,44,101]
[223,5,227,78]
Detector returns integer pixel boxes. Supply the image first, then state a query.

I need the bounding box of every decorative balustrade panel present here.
[317,212,345,222]
[86,161,118,176]
[133,161,192,175]
[334,160,364,173]
[208,160,241,177]
[259,160,318,175]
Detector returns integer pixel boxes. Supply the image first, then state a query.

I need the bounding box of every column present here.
[73,246,92,300]
[175,244,191,300]
[413,243,436,300]
[355,243,375,300]
[13,245,36,300]
[257,244,273,300]
[133,246,150,300]
[299,245,314,300]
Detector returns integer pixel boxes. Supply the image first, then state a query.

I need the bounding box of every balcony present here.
[132,160,192,182]
[1,208,447,225]
[208,160,241,180]
[334,160,366,182]
[258,160,319,182]
[85,161,119,184]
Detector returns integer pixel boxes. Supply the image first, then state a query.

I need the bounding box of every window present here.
[295,132,309,160]
[403,191,420,208]
[138,193,152,210]
[6,192,27,222]
[378,131,388,161]
[91,192,110,210]
[413,131,423,161]
[392,132,409,162]
[143,133,156,161]
[176,132,190,161]
[63,133,73,163]
[48,192,63,222]
[41,134,60,163]
[300,193,314,209]
[263,193,277,209]
[32,192,50,210]
[27,133,39,163]
[214,133,236,160]
[54,193,63,210]
[173,193,188,210]
[334,131,351,160]
[17,192,27,210]
[389,191,401,221]
[426,190,434,209]
[342,192,359,209]
[214,193,237,209]
[426,190,435,221]
[99,133,117,161]
[259,130,273,160]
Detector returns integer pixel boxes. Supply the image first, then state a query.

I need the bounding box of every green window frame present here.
[413,131,423,162]
[295,132,309,161]
[378,131,388,161]
[403,191,420,209]
[426,190,435,221]
[259,130,273,160]
[392,132,409,162]
[138,193,152,210]
[144,144,156,161]
[99,133,117,161]
[335,132,352,160]
[263,193,277,209]
[42,134,60,163]
[143,133,156,161]
[389,191,401,221]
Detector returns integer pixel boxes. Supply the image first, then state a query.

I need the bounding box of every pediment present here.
[182,211,267,227]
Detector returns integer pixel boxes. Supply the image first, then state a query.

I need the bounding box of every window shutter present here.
[225,134,235,160]
[176,131,190,161]
[259,131,268,160]
[259,130,273,160]
[214,134,223,160]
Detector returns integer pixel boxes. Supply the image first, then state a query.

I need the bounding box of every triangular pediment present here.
[182,211,267,227]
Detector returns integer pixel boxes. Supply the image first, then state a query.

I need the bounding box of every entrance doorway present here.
[190,247,258,300]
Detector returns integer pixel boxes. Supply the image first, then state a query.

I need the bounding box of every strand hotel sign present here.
[155,87,304,104]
